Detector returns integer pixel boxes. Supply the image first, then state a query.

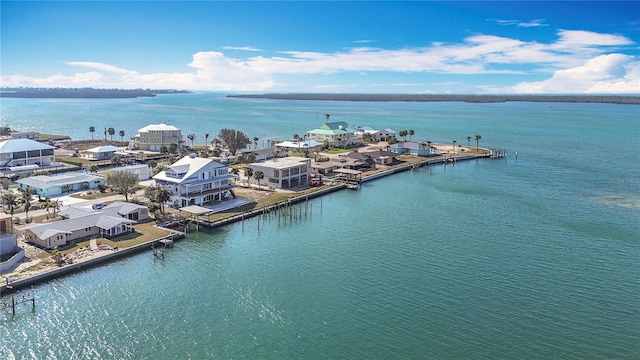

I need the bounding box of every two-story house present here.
[130,123,183,152]
[153,154,236,208]
[248,156,311,189]
[306,121,357,148]
[0,138,56,169]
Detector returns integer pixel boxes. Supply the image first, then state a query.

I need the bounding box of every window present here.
[273,170,279,177]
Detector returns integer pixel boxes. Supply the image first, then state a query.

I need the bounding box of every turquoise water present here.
[1,94,639,359]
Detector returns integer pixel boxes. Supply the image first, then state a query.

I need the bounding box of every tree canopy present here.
[217,128,251,155]
[107,171,138,202]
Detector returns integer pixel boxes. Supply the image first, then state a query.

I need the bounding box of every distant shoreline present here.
[228,93,640,105]
[0,88,191,99]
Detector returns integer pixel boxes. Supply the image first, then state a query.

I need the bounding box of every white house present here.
[153,154,236,208]
[0,138,56,168]
[355,126,396,142]
[275,139,324,154]
[130,123,183,152]
[249,156,311,189]
[81,145,124,161]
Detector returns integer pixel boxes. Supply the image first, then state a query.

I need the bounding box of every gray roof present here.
[24,213,135,239]
[17,173,105,189]
[60,201,147,219]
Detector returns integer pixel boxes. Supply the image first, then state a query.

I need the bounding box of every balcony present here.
[180,184,234,198]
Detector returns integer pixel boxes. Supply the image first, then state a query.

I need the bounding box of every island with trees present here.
[0,87,191,98]
[228,93,640,105]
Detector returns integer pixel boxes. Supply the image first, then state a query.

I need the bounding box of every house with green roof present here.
[306,121,357,148]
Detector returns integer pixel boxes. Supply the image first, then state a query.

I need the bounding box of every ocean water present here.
[0,94,639,359]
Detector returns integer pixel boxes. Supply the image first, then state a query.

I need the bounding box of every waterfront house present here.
[0,213,24,274]
[238,147,276,162]
[23,202,148,250]
[16,173,105,197]
[306,121,357,148]
[153,154,236,208]
[389,141,435,156]
[355,126,396,142]
[129,123,183,152]
[248,156,311,189]
[0,138,56,169]
[339,150,399,169]
[275,139,324,154]
[81,145,124,161]
[8,131,39,140]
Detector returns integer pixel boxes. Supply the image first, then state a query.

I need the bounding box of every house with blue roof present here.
[0,138,55,168]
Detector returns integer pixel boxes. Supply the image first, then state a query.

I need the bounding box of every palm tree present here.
[253,136,259,149]
[426,141,432,155]
[119,130,125,142]
[467,136,471,148]
[50,199,61,218]
[111,155,122,167]
[325,113,330,122]
[2,192,19,218]
[399,130,408,141]
[147,203,161,218]
[254,170,264,188]
[475,134,482,151]
[156,186,170,214]
[408,129,415,141]
[187,133,196,148]
[20,187,36,223]
[89,126,95,140]
[452,140,457,154]
[243,167,253,185]
[103,127,108,141]
[204,133,210,157]
[108,127,115,141]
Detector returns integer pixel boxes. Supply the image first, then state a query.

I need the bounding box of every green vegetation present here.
[325,148,349,154]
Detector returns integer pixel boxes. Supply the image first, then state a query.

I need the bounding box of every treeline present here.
[228,93,640,105]
[0,87,191,99]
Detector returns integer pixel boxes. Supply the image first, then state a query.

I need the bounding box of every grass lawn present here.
[59,221,171,254]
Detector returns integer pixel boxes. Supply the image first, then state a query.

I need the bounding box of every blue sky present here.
[1,1,638,94]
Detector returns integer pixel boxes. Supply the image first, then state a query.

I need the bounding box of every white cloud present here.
[66,61,138,75]
[493,19,548,27]
[1,29,636,93]
[222,46,263,52]
[509,54,640,93]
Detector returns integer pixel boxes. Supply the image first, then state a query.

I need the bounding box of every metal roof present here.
[153,155,229,184]
[137,123,181,132]
[83,145,123,153]
[17,173,105,189]
[0,138,55,153]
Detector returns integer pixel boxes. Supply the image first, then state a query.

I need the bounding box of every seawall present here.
[1,231,184,295]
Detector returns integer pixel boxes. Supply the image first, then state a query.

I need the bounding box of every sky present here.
[1,1,639,94]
